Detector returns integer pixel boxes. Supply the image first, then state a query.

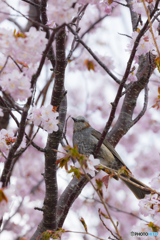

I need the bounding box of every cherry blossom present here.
[0,129,16,162]
[0,129,26,162]
[0,27,47,65]
[1,0,160,239]
[139,194,160,216]
[0,69,31,101]
[47,0,77,25]
[28,104,59,133]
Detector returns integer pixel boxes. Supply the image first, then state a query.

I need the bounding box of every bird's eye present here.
[80,119,85,123]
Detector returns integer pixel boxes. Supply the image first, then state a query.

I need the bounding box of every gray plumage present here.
[72,116,151,199]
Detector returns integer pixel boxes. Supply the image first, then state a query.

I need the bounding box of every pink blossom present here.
[127,29,155,57]
[139,194,160,217]
[28,107,42,126]
[47,0,77,25]
[41,104,59,122]
[132,0,148,15]
[0,129,26,162]
[139,197,156,216]
[43,119,59,133]
[0,27,47,69]
[29,105,59,133]
[0,69,31,101]
[0,129,15,162]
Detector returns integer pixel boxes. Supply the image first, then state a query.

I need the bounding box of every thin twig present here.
[30,178,44,194]
[0,95,20,127]
[99,163,159,195]
[21,0,40,7]
[67,24,121,85]
[13,127,41,158]
[81,166,122,240]
[118,33,132,39]
[67,4,106,61]
[0,150,7,160]
[0,55,23,75]
[3,1,65,31]
[98,209,119,240]
[82,195,149,223]
[1,200,23,231]
[66,230,108,240]
[0,56,10,75]
[62,115,70,146]
[94,1,160,157]
[34,207,44,212]
[113,1,128,7]
[24,131,46,153]
[7,18,24,32]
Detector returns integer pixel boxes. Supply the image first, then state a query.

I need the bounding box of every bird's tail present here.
[98,163,152,199]
[122,176,151,199]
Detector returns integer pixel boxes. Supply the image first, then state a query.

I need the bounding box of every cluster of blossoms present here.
[47,0,78,25]
[0,27,47,66]
[127,28,156,59]
[0,27,47,101]
[139,194,160,218]
[75,155,100,177]
[127,20,160,63]
[0,183,15,219]
[78,0,117,15]
[100,0,117,14]
[47,0,117,26]
[28,104,59,133]
[0,129,25,163]
[136,175,160,237]
[132,0,155,15]
[0,69,31,101]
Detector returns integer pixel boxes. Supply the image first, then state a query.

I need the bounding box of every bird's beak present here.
[72,117,77,122]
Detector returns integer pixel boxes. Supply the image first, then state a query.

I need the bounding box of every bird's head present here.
[72,116,91,132]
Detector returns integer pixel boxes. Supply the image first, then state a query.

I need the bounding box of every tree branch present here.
[94,3,158,152]
[55,3,159,232]
[40,0,56,68]
[107,53,155,147]
[57,175,88,228]
[30,25,67,240]
[126,0,139,31]
[67,24,121,85]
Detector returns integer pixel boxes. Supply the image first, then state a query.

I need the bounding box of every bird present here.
[72,116,151,199]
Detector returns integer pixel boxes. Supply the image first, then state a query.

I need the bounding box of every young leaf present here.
[80,217,88,232]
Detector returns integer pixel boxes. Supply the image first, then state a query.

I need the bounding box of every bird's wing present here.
[91,128,127,167]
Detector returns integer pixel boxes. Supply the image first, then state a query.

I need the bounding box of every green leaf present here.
[68,166,81,179]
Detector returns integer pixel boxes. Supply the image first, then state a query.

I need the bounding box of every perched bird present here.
[72,116,151,199]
